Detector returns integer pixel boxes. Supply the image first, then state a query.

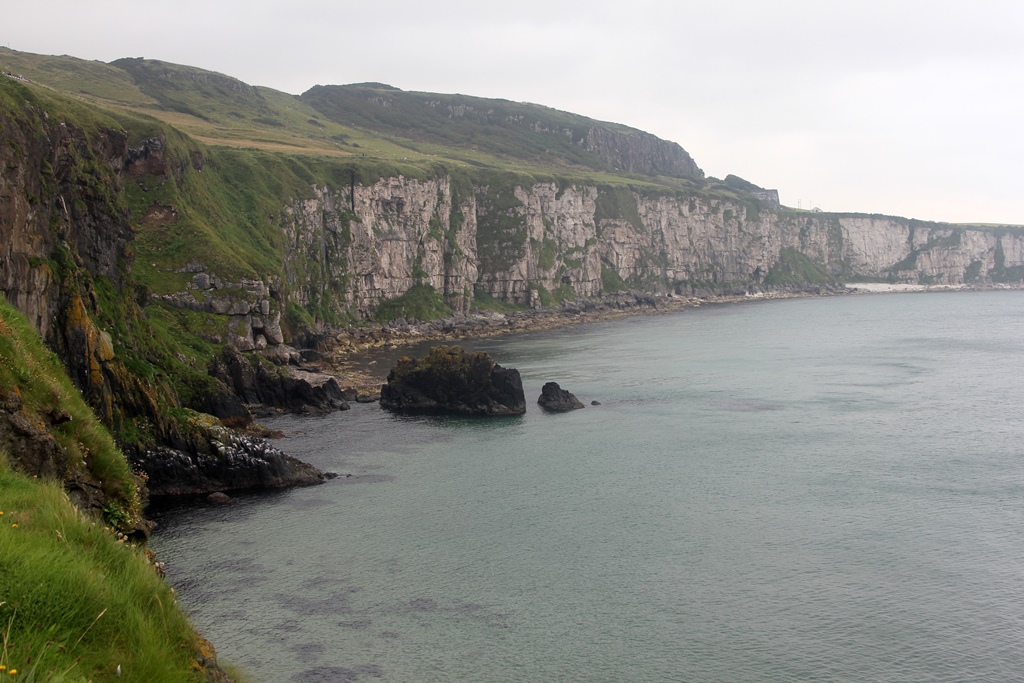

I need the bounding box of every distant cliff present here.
[267,177,1024,328]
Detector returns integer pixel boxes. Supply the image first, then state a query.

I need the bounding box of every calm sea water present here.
[150,291,1024,683]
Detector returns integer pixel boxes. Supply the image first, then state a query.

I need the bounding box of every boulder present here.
[537,382,585,412]
[380,345,526,416]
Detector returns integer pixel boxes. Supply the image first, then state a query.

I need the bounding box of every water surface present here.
[152,291,1024,682]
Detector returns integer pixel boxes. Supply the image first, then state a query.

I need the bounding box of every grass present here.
[471,288,528,314]
[374,284,452,323]
[763,247,837,286]
[0,453,213,683]
[0,294,227,682]
[0,297,140,530]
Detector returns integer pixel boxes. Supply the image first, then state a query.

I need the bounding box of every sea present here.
[149,290,1024,683]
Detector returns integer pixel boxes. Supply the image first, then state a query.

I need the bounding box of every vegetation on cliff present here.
[0,75,329,495]
[0,296,229,681]
[373,284,452,323]
[0,298,140,532]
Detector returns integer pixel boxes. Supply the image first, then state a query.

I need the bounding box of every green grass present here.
[0,453,213,683]
[0,297,231,681]
[0,297,140,529]
[374,284,452,323]
[763,247,837,286]
[601,264,626,293]
[299,83,663,177]
[471,288,527,314]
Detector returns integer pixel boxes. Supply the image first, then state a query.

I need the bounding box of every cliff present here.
[0,76,328,498]
[263,178,1024,325]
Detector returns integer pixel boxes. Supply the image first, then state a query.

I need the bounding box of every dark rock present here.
[538,382,585,412]
[591,400,601,406]
[128,421,327,497]
[355,393,379,404]
[380,345,526,416]
[208,347,349,414]
[199,388,252,425]
[207,492,237,505]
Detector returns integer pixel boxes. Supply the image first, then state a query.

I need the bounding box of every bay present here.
[150,291,1024,682]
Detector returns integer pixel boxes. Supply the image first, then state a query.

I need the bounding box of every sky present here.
[5,0,1023,224]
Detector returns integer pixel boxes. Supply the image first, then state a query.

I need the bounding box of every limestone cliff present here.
[244,179,1024,328]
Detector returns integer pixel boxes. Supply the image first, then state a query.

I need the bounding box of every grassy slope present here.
[0,297,218,682]
[0,298,140,528]
[0,49,711,188]
[0,458,211,683]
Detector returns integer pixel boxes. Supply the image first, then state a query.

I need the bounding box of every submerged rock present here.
[379,345,526,416]
[206,492,237,505]
[538,382,585,412]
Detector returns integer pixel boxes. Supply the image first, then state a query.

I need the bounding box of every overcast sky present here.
[6,1,1022,224]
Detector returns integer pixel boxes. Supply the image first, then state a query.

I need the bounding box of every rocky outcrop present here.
[379,345,526,415]
[207,346,350,416]
[537,382,585,412]
[129,419,327,497]
[585,126,703,179]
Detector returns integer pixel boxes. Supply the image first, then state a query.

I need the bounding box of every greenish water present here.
[151,291,1024,682]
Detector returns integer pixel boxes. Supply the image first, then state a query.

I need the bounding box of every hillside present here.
[300,82,704,179]
[1,48,705,184]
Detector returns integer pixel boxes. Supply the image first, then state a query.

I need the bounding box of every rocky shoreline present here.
[244,281,1018,402]
[320,286,846,391]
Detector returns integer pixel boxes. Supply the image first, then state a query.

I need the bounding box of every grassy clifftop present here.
[0,48,707,186]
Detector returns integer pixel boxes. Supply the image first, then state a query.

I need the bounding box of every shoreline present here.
[317,282,1024,392]
[321,287,841,391]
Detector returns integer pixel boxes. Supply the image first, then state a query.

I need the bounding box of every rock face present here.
[537,382,585,412]
[207,347,350,417]
[267,178,1024,325]
[379,345,526,416]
